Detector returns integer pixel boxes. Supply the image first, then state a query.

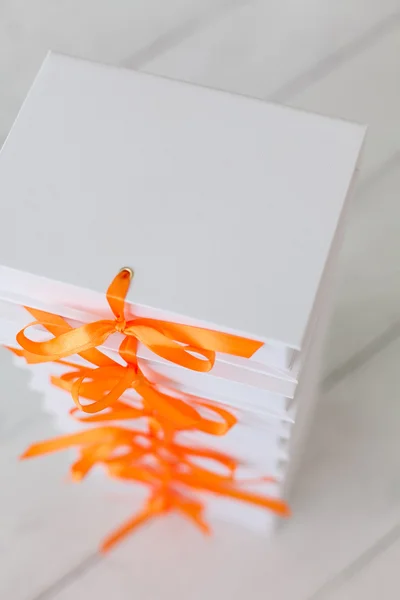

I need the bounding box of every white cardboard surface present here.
[0,53,365,349]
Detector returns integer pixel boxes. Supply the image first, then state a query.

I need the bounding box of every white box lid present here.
[0,53,365,349]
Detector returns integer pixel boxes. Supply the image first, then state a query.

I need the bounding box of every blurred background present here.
[1,2,400,599]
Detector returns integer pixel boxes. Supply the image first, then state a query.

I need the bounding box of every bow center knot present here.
[114,318,127,334]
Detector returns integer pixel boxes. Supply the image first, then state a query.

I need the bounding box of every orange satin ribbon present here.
[53,337,237,435]
[21,425,290,552]
[16,268,263,372]
[11,310,237,434]
[10,269,289,553]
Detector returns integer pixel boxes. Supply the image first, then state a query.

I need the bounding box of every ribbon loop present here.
[107,267,132,320]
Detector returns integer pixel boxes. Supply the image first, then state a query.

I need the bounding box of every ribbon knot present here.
[114,317,127,334]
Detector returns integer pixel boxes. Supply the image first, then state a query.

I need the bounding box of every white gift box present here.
[0,53,365,532]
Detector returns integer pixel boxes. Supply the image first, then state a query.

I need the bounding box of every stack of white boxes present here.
[0,54,365,532]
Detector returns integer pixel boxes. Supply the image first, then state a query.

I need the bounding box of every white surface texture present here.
[0,54,363,349]
[1,2,400,599]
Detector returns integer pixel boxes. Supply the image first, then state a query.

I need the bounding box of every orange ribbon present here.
[11,310,237,434]
[10,268,290,552]
[16,268,263,372]
[21,425,290,552]
[54,337,237,435]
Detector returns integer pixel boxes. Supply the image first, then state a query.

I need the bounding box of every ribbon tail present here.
[135,319,264,360]
[100,507,158,553]
[177,498,211,534]
[100,493,167,553]
[20,427,134,460]
[208,483,291,517]
[20,432,93,459]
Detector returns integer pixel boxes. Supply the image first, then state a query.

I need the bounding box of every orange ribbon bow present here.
[22,425,290,552]
[16,268,263,372]
[11,310,237,435]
